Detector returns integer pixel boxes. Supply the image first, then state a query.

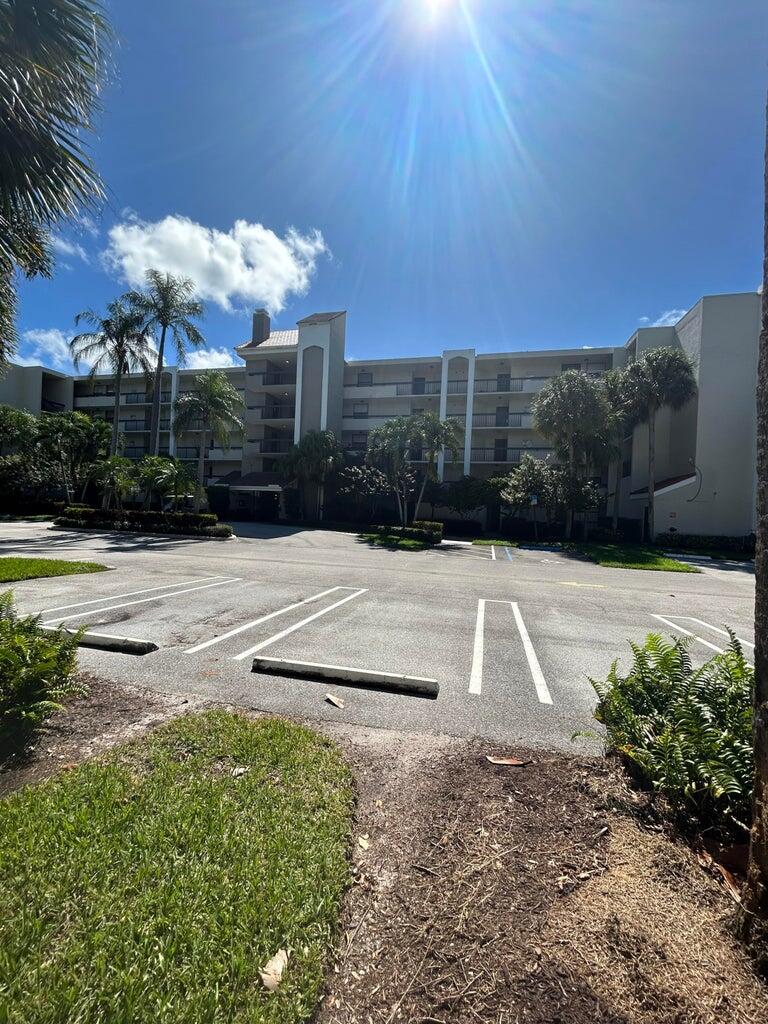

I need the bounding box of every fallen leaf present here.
[486,755,532,767]
[325,693,345,709]
[358,836,370,851]
[232,766,249,778]
[260,949,289,991]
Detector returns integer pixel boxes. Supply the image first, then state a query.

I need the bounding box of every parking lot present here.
[0,521,756,751]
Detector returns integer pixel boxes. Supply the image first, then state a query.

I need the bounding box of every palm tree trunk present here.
[111,364,123,457]
[738,89,768,964]
[414,470,429,523]
[149,325,167,457]
[647,406,656,542]
[612,457,621,534]
[194,430,206,513]
[565,439,575,540]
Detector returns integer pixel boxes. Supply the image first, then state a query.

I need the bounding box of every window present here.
[357,371,373,387]
[412,376,426,395]
[561,362,581,372]
[353,402,368,419]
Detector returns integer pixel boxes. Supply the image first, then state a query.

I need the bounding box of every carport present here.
[213,471,285,521]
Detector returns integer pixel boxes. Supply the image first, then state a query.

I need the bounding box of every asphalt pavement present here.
[0,521,755,752]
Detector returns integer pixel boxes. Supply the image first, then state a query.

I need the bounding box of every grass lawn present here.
[471,538,520,547]
[0,712,354,1024]
[571,542,700,572]
[0,556,108,583]
[0,514,54,522]
[359,532,428,551]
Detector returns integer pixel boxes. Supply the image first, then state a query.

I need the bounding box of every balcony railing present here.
[446,380,468,394]
[470,447,553,464]
[395,381,441,397]
[474,378,525,394]
[177,447,199,459]
[41,398,65,412]
[254,406,295,419]
[250,438,292,454]
[123,447,147,459]
[118,421,148,432]
[471,413,524,428]
[248,371,296,386]
[125,390,171,404]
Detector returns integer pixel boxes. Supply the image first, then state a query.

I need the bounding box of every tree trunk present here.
[111,364,123,457]
[647,406,656,542]
[738,90,768,968]
[612,458,621,534]
[414,471,429,523]
[194,430,206,513]
[149,325,167,457]
[565,439,575,540]
[533,505,538,542]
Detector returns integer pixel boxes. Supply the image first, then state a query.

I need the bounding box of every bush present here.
[590,632,753,837]
[0,592,85,755]
[56,507,227,536]
[373,524,439,545]
[655,532,755,555]
[203,524,234,538]
[413,520,443,542]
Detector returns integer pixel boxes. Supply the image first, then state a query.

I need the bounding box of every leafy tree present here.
[0,405,37,456]
[133,455,175,510]
[410,411,461,522]
[35,412,109,504]
[164,457,194,511]
[533,371,609,538]
[282,430,345,520]
[500,455,555,541]
[70,299,154,456]
[366,418,418,525]
[337,463,392,522]
[739,95,768,965]
[128,271,205,455]
[623,347,697,540]
[444,475,494,521]
[91,455,134,512]
[0,0,111,369]
[172,371,243,513]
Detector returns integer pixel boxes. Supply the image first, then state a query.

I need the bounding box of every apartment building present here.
[2,290,760,537]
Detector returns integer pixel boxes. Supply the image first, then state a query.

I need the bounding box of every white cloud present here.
[185,347,241,369]
[101,215,329,315]
[639,309,687,328]
[51,235,89,264]
[16,328,73,369]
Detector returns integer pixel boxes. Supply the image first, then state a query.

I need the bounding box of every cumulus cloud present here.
[185,347,241,369]
[51,235,89,264]
[101,215,329,315]
[639,309,687,328]
[16,328,73,369]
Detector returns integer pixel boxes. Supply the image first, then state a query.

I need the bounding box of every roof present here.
[296,311,345,325]
[630,474,697,497]
[236,329,299,353]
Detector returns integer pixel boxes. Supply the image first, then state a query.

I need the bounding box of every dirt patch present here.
[0,674,201,797]
[319,743,768,1024]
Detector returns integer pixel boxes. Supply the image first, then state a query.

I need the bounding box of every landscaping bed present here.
[54,507,233,538]
[1,709,354,1024]
[0,556,108,583]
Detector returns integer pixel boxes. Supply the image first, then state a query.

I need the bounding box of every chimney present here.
[252,308,270,345]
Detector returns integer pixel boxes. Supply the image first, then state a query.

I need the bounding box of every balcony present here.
[207,446,243,460]
[248,371,296,387]
[253,406,295,420]
[470,446,553,464]
[250,438,292,454]
[474,377,550,394]
[41,398,65,412]
[123,447,147,459]
[395,380,441,397]
[118,421,148,432]
[177,447,199,459]
[446,380,468,395]
[124,390,171,404]
[471,413,532,429]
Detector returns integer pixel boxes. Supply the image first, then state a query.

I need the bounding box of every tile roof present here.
[236,329,299,352]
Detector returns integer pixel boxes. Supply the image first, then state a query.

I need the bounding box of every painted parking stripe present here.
[652,614,724,654]
[504,546,513,561]
[185,586,353,655]
[681,617,755,650]
[42,576,226,615]
[490,545,497,561]
[43,578,242,626]
[469,599,485,694]
[232,589,368,661]
[511,602,553,705]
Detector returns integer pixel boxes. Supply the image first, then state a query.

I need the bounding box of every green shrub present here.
[373,524,439,545]
[655,532,755,555]
[203,524,233,538]
[590,632,753,836]
[57,508,219,536]
[0,592,85,755]
[413,520,443,542]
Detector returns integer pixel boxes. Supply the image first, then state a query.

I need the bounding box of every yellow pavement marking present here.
[558,581,606,589]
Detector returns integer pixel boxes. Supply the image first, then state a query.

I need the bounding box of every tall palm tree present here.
[0,0,111,370]
[70,298,154,459]
[602,368,635,534]
[133,454,175,510]
[410,412,461,522]
[283,430,345,520]
[533,371,609,539]
[172,371,243,513]
[624,347,697,541]
[739,91,768,965]
[128,270,205,456]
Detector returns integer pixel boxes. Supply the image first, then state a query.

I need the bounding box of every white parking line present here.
[469,599,485,694]
[652,614,724,654]
[42,576,226,615]
[490,546,497,561]
[43,578,242,626]
[232,589,368,661]
[504,546,514,561]
[185,586,353,655]
[511,602,553,705]
[682,617,755,650]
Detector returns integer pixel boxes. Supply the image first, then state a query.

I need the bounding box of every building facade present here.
[2,290,760,537]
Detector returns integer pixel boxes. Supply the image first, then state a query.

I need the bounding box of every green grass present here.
[574,542,700,572]
[359,532,428,551]
[0,712,354,1024]
[471,538,520,547]
[0,557,108,583]
[0,514,54,522]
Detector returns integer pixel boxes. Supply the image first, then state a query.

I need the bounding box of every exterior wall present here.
[0,364,43,412]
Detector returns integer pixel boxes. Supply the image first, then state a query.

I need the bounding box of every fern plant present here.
[0,592,84,755]
[590,631,754,836]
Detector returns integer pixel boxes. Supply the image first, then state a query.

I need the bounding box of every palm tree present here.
[172,371,243,513]
[623,347,697,541]
[282,430,345,520]
[165,457,193,511]
[0,0,111,369]
[70,298,154,459]
[410,412,461,522]
[128,270,205,456]
[738,91,768,965]
[366,417,419,525]
[602,368,636,534]
[133,455,174,510]
[533,371,609,539]
[91,455,133,512]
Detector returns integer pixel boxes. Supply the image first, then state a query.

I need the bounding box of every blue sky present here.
[15,0,768,372]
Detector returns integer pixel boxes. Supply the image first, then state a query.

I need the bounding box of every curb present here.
[252,657,440,699]
[43,627,158,656]
[49,525,234,541]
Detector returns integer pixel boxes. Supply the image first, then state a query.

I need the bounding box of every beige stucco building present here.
[2,290,760,538]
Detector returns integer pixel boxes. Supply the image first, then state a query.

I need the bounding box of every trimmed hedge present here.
[373,524,440,545]
[55,507,232,538]
[412,520,444,542]
[655,532,755,555]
